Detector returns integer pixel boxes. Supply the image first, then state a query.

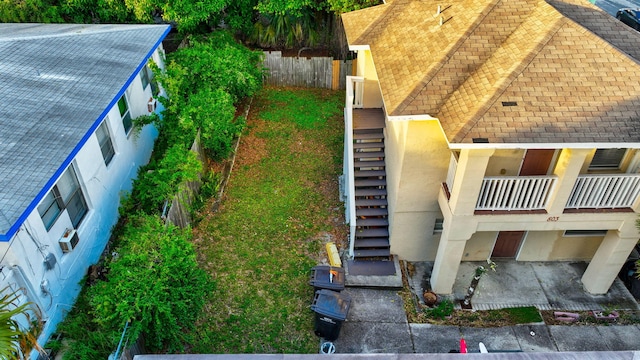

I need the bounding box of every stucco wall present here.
[386,120,450,261]
[485,149,525,176]
[462,232,496,261]
[359,50,384,109]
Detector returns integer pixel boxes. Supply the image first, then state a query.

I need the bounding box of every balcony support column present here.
[546,149,591,214]
[430,219,475,294]
[449,149,495,215]
[582,223,639,294]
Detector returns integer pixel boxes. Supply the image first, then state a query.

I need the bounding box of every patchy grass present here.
[189,87,347,353]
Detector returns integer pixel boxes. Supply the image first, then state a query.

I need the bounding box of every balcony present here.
[445,153,640,212]
[476,176,558,211]
[566,174,640,209]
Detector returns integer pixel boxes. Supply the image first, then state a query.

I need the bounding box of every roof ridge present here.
[0,24,166,42]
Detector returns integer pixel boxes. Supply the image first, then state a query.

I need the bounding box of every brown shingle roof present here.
[341,0,640,144]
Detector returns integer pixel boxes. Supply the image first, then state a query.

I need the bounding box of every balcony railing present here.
[445,152,458,194]
[343,76,364,258]
[566,174,640,209]
[476,176,558,211]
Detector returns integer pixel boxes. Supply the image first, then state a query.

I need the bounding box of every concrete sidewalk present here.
[333,287,640,354]
[332,261,640,354]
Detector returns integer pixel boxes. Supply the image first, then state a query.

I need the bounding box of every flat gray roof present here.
[0,23,170,240]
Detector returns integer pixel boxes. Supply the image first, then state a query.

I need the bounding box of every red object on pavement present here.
[460,338,467,353]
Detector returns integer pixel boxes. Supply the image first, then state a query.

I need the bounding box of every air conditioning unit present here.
[59,229,79,253]
[147,97,157,112]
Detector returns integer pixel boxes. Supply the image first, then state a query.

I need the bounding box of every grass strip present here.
[189,87,345,353]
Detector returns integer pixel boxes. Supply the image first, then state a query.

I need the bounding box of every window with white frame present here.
[589,149,626,170]
[434,218,444,234]
[37,165,88,231]
[140,64,151,90]
[563,230,608,237]
[118,95,132,135]
[96,121,115,165]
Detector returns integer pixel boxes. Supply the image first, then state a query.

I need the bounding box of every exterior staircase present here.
[352,109,391,261]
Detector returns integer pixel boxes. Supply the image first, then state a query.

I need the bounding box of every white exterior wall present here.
[0,46,166,347]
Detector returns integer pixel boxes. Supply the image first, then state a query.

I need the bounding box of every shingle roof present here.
[341,0,640,145]
[0,23,170,240]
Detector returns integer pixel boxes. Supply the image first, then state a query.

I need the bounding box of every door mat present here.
[346,259,396,276]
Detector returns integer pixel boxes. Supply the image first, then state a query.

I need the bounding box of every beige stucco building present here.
[341,0,640,295]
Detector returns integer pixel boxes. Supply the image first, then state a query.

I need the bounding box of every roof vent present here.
[472,138,489,143]
[502,101,518,107]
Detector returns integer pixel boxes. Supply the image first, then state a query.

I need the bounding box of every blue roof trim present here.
[0,25,171,242]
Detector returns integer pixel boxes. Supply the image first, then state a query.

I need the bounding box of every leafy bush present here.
[89,214,213,352]
[162,31,264,104]
[131,144,202,213]
[425,299,454,320]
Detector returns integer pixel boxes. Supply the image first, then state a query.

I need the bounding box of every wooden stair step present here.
[355,228,390,238]
[354,238,390,248]
[354,248,391,258]
[354,160,385,168]
[357,218,389,227]
[355,179,386,187]
[356,198,388,207]
[356,208,388,216]
[354,170,386,177]
[354,142,384,149]
[355,188,387,197]
[353,151,385,159]
[354,132,384,140]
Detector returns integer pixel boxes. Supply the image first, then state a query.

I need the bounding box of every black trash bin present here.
[309,265,345,293]
[311,289,351,341]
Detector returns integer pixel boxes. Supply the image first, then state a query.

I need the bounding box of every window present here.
[140,65,151,90]
[589,149,626,170]
[434,218,444,233]
[96,121,115,165]
[118,95,132,134]
[38,190,62,230]
[38,165,88,230]
[140,64,159,96]
[563,230,608,237]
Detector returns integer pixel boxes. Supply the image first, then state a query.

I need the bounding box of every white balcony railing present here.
[445,152,458,194]
[476,176,558,211]
[343,76,364,258]
[566,174,640,209]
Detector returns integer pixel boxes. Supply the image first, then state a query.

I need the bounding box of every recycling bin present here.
[309,265,345,293]
[311,289,351,341]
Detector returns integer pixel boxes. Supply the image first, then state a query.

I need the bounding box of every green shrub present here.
[90,214,214,352]
[425,299,454,320]
[131,144,202,213]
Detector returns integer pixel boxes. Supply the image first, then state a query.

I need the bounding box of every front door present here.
[520,149,555,176]
[492,231,525,258]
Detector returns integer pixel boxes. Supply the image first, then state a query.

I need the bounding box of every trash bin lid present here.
[310,266,345,290]
[311,289,351,320]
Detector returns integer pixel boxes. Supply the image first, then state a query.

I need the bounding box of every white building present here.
[0,23,171,345]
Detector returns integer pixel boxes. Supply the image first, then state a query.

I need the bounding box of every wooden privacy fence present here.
[164,131,206,228]
[263,51,354,90]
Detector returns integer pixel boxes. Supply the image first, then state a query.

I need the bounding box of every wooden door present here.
[520,149,555,176]
[492,231,525,258]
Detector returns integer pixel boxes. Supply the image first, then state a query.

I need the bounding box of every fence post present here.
[332,60,340,90]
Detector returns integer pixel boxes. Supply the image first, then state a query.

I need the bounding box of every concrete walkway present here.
[332,261,640,354]
[333,287,640,354]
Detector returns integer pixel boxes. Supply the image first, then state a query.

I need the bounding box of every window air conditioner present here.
[59,229,79,253]
[147,97,157,112]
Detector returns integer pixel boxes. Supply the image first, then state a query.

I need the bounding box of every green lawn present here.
[189,87,346,353]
